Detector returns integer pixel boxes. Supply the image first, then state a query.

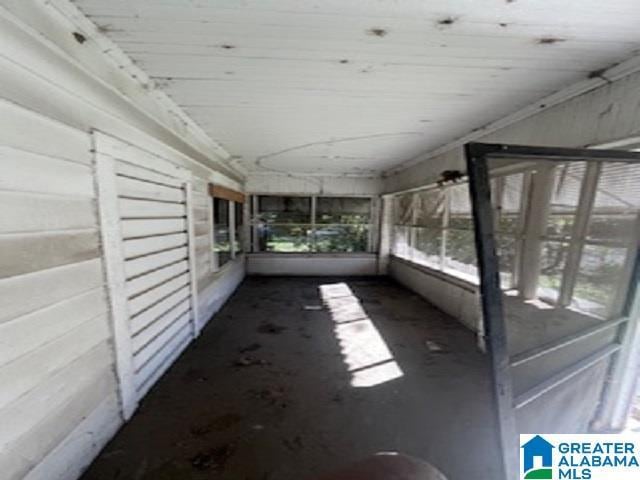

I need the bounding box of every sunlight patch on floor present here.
[319,282,403,387]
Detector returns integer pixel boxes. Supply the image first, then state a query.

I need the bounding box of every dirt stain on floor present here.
[81,277,501,480]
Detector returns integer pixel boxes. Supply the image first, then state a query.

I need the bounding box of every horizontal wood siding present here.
[0,5,245,477]
[0,105,119,480]
[96,134,198,398]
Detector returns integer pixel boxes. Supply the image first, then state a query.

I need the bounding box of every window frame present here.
[390,164,533,287]
[249,194,376,254]
[210,193,245,273]
[390,157,639,320]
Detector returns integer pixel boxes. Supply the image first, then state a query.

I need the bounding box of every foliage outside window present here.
[257,196,312,252]
[254,196,371,253]
[213,197,231,268]
[315,197,370,252]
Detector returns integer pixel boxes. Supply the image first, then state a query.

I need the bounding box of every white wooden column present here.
[310,196,317,252]
[94,152,138,420]
[440,188,450,270]
[377,195,393,274]
[251,195,259,252]
[243,199,251,253]
[229,199,237,259]
[518,165,555,300]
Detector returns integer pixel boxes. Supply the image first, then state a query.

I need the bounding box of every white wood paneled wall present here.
[0,100,120,480]
[0,4,246,479]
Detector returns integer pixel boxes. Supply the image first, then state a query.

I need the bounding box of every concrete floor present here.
[82,277,501,480]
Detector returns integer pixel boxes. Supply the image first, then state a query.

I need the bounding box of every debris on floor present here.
[252,386,288,409]
[257,322,287,334]
[80,277,501,480]
[190,443,235,472]
[238,342,262,353]
[233,355,270,367]
[424,340,448,354]
[190,413,243,436]
[303,305,324,311]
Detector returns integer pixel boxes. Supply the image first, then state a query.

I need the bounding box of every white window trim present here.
[249,194,377,254]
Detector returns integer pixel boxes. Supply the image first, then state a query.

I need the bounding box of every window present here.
[492,173,526,288]
[257,196,312,252]
[572,162,640,316]
[315,197,370,252]
[444,184,477,280]
[253,195,372,253]
[392,158,640,320]
[213,197,231,268]
[392,171,527,285]
[537,162,586,302]
[392,182,483,283]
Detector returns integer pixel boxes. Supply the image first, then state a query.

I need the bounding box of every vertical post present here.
[409,193,419,262]
[512,172,532,290]
[94,149,138,420]
[519,165,555,300]
[440,188,450,270]
[207,187,215,272]
[251,195,259,252]
[311,195,317,252]
[185,182,201,337]
[377,195,393,274]
[229,198,237,259]
[243,199,251,253]
[368,196,379,254]
[466,144,518,480]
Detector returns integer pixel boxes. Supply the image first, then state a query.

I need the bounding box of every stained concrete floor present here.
[82,277,501,480]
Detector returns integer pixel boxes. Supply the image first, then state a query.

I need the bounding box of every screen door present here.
[465,143,640,479]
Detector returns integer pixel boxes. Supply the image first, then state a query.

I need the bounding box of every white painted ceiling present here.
[74,0,640,176]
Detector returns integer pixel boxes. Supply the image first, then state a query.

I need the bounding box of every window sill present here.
[390,255,479,294]
[248,252,376,258]
[247,252,377,257]
[212,253,245,276]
